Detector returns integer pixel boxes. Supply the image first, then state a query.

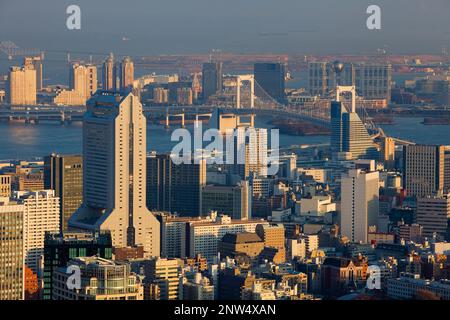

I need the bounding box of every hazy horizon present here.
[1,0,450,56]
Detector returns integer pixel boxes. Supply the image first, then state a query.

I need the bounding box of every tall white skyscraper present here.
[8,65,36,105]
[13,190,60,274]
[69,91,160,257]
[340,168,379,243]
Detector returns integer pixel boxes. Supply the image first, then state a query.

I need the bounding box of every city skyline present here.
[3,0,450,308]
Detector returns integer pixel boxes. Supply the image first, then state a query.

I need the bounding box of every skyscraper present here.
[403,145,445,198]
[202,181,252,220]
[202,62,222,102]
[0,197,24,300]
[13,190,60,274]
[44,154,83,232]
[254,62,286,103]
[69,91,160,257]
[308,62,392,102]
[42,231,112,300]
[146,153,206,217]
[340,168,379,243]
[119,56,134,91]
[380,137,396,170]
[69,63,98,102]
[330,87,378,160]
[7,65,36,105]
[102,53,115,91]
[24,56,43,91]
[416,194,450,239]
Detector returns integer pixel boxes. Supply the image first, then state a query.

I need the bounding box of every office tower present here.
[354,63,392,102]
[176,87,193,105]
[7,65,36,105]
[42,231,112,300]
[330,95,378,160]
[416,194,450,239]
[53,257,143,300]
[0,197,24,300]
[171,159,206,216]
[44,154,83,232]
[69,62,98,102]
[330,101,346,154]
[102,53,115,90]
[69,91,160,257]
[189,214,269,261]
[147,153,206,217]
[144,258,182,300]
[13,190,60,274]
[308,62,392,102]
[119,56,134,91]
[254,62,286,103]
[340,168,379,243]
[403,145,445,198]
[202,181,252,220]
[202,62,223,102]
[308,62,332,96]
[147,154,171,212]
[0,174,11,197]
[381,137,396,170]
[24,56,43,91]
[153,87,169,104]
[444,146,450,193]
[226,127,269,178]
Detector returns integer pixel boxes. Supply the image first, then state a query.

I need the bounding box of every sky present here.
[0,0,450,56]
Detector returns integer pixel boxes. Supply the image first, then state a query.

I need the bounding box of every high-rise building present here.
[202,62,222,102]
[102,53,115,91]
[354,63,392,102]
[0,197,24,300]
[119,56,134,91]
[176,87,193,105]
[146,153,206,217]
[340,168,379,243]
[201,181,251,220]
[403,145,445,198]
[53,257,143,300]
[254,62,286,103]
[42,231,112,300]
[330,97,378,160]
[308,62,333,97]
[0,174,11,197]
[24,56,43,91]
[444,146,450,194]
[44,154,83,232]
[69,62,98,102]
[416,194,450,239]
[308,62,392,102]
[69,91,160,257]
[56,62,97,106]
[7,65,36,105]
[13,190,60,274]
[381,137,396,170]
[143,258,182,300]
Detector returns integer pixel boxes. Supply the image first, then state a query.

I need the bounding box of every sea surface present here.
[0,116,448,161]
